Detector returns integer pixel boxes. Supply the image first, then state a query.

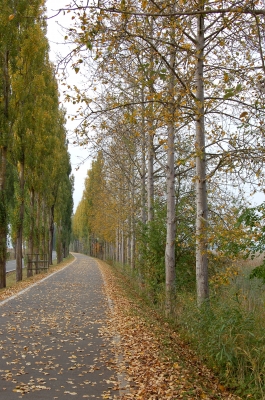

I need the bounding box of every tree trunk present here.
[121,228,124,265]
[130,223,135,270]
[16,160,25,282]
[27,188,35,277]
[127,229,131,266]
[130,169,136,269]
[147,18,155,223]
[0,146,7,288]
[165,22,176,315]
[56,223,63,264]
[0,51,10,288]
[141,88,147,225]
[41,199,45,257]
[35,194,40,256]
[116,228,119,262]
[49,204,55,266]
[195,9,209,305]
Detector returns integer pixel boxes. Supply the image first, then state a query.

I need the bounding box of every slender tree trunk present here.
[195,9,209,305]
[103,241,106,261]
[130,169,136,269]
[49,204,55,266]
[56,223,63,264]
[130,223,135,270]
[45,202,50,258]
[0,146,7,288]
[127,225,131,266]
[121,228,124,265]
[147,117,154,222]
[16,159,25,282]
[116,227,119,262]
[27,188,35,277]
[41,199,46,257]
[0,51,10,288]
[165,39,176,315]
[147,18,155,223]
[35,194,40,255]
[141,88,147,225]
[112,243,115,262]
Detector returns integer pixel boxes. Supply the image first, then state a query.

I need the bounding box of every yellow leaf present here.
[9,14,15,21]
[240,111,248,118]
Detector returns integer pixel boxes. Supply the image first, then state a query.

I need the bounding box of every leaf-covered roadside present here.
[98,260,241,400]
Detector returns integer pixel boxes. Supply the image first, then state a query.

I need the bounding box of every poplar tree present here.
[10,5,50,281]
[65,0,265,306]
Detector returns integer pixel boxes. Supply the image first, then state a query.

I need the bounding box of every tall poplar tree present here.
[65,0,265,306]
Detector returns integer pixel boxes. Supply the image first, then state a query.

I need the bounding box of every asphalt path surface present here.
[0,254,121,399]
[6,259,24,273]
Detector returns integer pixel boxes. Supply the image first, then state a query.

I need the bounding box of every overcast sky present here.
[45,0,91,212]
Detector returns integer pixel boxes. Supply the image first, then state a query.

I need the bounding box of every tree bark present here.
[49,204,55,266]
[165,17,176,315]
[56,223,63,264]
[121,228,124,265]
[16,160,25,282]
[27,188,35,277]
[141,88,147,225]
[0,50,10,288]
[147,18,155,223]
[195,9,209,305]
[0,146,7,288]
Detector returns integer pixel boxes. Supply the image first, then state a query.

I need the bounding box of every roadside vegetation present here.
[0,0,74,289]
[104,253,265,399]
[99,258,242,400]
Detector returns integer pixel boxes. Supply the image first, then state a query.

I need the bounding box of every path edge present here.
[0,254,77,307]
[96,258,131,398]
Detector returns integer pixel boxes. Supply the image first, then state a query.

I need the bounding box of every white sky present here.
[45,0,91,212]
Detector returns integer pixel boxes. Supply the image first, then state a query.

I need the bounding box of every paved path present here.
[0,254,120,399]
[6,259,24,273]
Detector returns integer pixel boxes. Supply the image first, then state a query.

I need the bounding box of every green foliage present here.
[176,276,265,399]
[249,261,265,283]
[137,201,166,302]
[112,253,265,398]
[137,197,196,303]
[237,202,265,258]
[0,0,74,279]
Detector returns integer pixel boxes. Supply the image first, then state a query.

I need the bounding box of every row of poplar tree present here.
[0,0,73,288]
[67,0,265,310]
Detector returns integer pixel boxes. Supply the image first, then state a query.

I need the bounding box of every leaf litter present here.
[97,260,242,400]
